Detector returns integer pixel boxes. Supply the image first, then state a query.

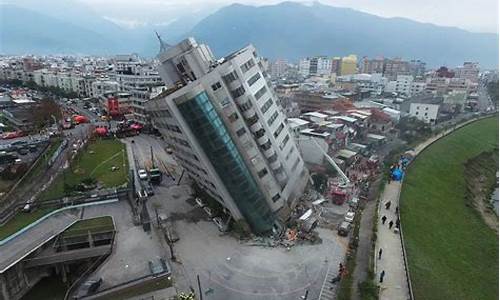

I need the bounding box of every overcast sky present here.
[80,0,498,33]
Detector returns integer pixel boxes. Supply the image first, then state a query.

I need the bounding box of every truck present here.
[149,167,162,184]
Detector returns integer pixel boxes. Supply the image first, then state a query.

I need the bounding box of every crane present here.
[296,136,350,185]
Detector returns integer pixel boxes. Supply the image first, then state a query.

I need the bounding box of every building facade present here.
[146,38,309,234]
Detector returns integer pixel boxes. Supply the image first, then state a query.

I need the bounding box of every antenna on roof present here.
[155,31,171,53]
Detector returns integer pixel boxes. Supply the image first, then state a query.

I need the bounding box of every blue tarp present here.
[392,168,404,181]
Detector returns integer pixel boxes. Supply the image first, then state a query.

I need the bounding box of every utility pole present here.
[197,274,203,300]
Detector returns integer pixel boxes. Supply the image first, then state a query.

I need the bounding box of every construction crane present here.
[296,136,350,185]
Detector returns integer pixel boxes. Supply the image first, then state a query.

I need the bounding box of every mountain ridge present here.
[0,1,498,68]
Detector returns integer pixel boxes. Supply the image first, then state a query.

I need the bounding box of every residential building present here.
[331,57,342,76]
[454,62,480,83]
[383,58,410,80]
[270,59,288,79]
[291,91,347,112]
[401,94,443,124]
[146,38,309,234]
[361,57,385,74]
[340,55,357,76]
[299,56,332,77]
[409,59,426,77]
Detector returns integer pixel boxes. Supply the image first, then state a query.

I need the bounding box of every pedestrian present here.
[385,201,391,210]
[381,215,387,224]
[389,220,394,229]
[396,218,400,228]
[395,206,399,214]
[379,270,385,283]
[378,248,383,260]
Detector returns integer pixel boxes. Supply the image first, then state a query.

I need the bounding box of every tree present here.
[487,80,499,108]
[29,99,62,130]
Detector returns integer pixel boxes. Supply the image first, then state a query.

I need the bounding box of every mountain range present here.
[1,1,498,68]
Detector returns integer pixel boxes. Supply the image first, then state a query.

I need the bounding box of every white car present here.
[344,211,355,223]
[138,169,148,180]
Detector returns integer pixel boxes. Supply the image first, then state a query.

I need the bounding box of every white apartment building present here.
[384,75,426,97]
[146,38,309,234]
[454,62,480,83]
[299,56,332,77]
[409,102,439,124]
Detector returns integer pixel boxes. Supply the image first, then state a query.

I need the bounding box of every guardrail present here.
[0,199,119,246]
[0,188,129,226]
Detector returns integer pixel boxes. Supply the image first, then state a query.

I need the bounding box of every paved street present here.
[121,134,349,299]
[145,183,348,300]
[83,201,168,290]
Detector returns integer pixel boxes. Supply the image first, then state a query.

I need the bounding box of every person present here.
[395,206,399,214]
[381,215,387,224]
[396,218,400,228]
[379,270,385,283]
[389,220,394,229]
[385,201,391,210]
[378,248,383,259]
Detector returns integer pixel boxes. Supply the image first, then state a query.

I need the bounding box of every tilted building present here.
[146,38,309,234]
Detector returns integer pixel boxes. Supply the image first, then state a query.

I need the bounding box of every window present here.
[236,127,246,137]
[267,111,279,126]
[280,134,290,150]
[247,72,261,86]
[254,85,267,100]
[285,146,295,160]
[425,107,429,110]
[424,112,428,116]
[254,128,266,138]
[261,140,272,151]
[415,112,419,115]
[268,152,278,163]
[211,81,222,91]
[261,98,273,114]
[238,100,253,112]
[274,123,285,138]
[246,113,259,126]
[231,86,246,98]
[272,193,280,202]
[228,112,239,122]
[241,58,255,73]
[223,71,239,83]
[257,168,268,178]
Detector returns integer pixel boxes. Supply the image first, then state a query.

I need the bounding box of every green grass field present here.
[41,138,128,200]
[400,116,499,300]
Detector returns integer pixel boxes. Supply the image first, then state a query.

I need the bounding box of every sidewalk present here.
[375,181,408,300]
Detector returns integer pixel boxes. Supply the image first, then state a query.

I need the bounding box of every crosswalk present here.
[318,264,339,300]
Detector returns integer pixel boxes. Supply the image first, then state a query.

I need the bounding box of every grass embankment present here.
[400,116,499,300]
[62,216,114,238]
[0,208,54,240]
[41,138,128,200]
[0,139,127,241]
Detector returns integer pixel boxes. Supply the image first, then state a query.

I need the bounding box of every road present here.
[123,133,352,300]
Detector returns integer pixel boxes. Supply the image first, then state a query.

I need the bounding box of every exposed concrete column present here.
[61,264,67,283]
[0,274,10,300]
[88,231,94,248]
